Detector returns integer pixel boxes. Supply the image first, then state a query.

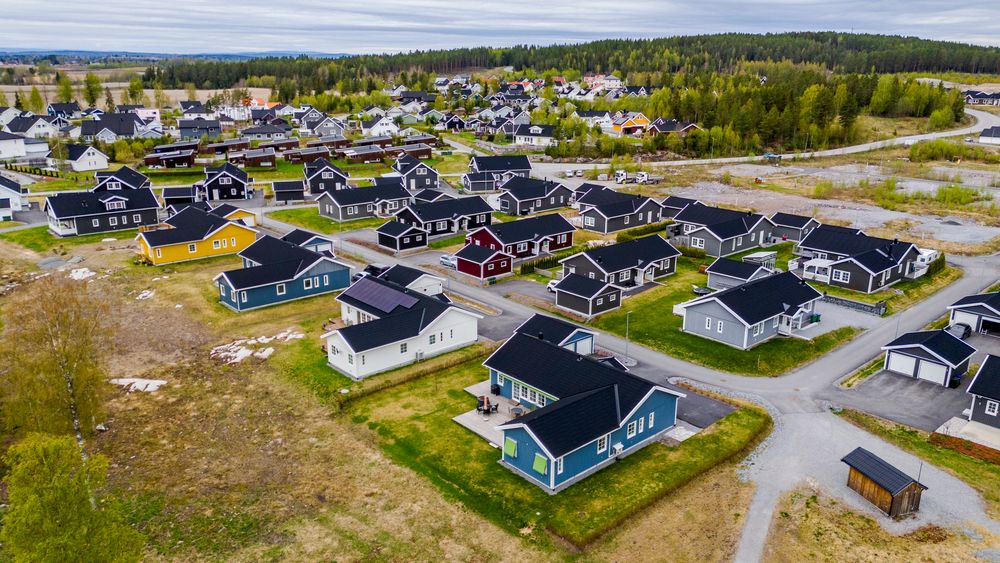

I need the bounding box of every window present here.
[588,272,595,279]
[550,197,555,204]
[92,218,100,227]
[596,298,604,305]
[417,167,426,175]
[450,329,453,339]
[556,457,564,475]
[691,237,705,249]
[597,435,608,454]
[155,248,162,258]
[624,216,630,225]
[219,176,232,185]
[627,421,637,438]
[609,294,617,302]
[221,238,227,248]
[106,200,125,210]
[347,206,356,215]
[488,263,494,271]
[220,285,226,296]
[240,291,247,303]
[347,353,354,365]
[276,283,286,295]
[736,236,743,246]
[403,237,410,243]
[517,242,528,252]
[773,317,780,328]
[496,373,505,385]
[400,343,407,354]
[584,216,595,227]
[367,204,373,212]
[620,271,630,281]
[230,289,236,301]
[503,437,517,458]
[683,224,696,233]
[304,278,313,290]
[705,317,713,330]
[532,453,548,475]
[188,243,197,253]
[230,237,236,247]
[323,275,329,286]
[717,320,724,333]
[648,412,655,428]
[322,171,334,179]
[429,334,437,345]
[133,214,141,223]
[213,240,221,249]
[752,322,763,337]
[109,216,118,226]
[832,270,851,283]
[638,417,644,433]
[987,400,999,416]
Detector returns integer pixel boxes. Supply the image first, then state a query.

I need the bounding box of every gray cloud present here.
[3,0,999,54]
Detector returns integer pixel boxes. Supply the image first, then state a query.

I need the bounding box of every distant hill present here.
[0,48,348,62]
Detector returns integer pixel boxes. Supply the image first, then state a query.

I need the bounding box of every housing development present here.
[3,22,1000,563]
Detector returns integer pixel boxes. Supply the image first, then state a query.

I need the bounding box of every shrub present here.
[615,220,671,243]
[676,245,706,258]
[926,253,946,276]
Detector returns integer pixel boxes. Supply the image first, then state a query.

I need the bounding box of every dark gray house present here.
[45,189,160,237]
[316,185,410,222]
[304,158,350,194]
[376,220,428,252]
[679,271,822,349]
[559,235,680,289]
[968,355,1000,428]
[795,226,924,294]
[462,155,532,192]
[392,154,439,190]
[578,192,662,234]
[272,180,306,204]
[882,330,976,386]
[93,166,151,191]
[673,204,774,257]
[497,177,572,216]
[553,274,622,318]
[195,162,252,201]
[771,212,821,242]
[705,257,773,290]
[178,119,221,139]
[393,196,493,236]
[948,292,1000,335]
[660,195,700,219]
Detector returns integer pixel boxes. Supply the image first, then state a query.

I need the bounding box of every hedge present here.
[615,220,671,243]
[676,245,707,259]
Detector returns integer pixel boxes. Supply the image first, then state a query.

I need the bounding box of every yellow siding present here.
[140,223,257,265]
[225,210,257,226]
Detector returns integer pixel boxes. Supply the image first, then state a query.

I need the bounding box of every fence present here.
[821,293,887,316]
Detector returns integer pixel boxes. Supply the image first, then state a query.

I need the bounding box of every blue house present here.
[214,234,352,312]
[483,326,684,493]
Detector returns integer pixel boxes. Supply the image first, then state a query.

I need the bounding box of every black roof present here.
[674,204,767,239]
[685,271,822,325]
[65,143,102,162]
[205,162,249,183]
[489,333,670,457]
[140,206,242,246]
[281,228,329,247]
[376,220,425,237]
[95,166,149,190]
[771,212,816,229]
[950,292,1000,312]
[799,226,914,272]
[402,196,492,223]
[378,264,432,287]
[272,180,305,192]
[335,276,455,352]
[512,124,555,137]
[393,154,429,176]
[479,213,574,245]
[455,243,506,263]
[471,155,531,172]
[841,447,926,495]
[706,257,766,280]
[45,189,159,219]
[162,186,195,199]
[0,175,25,194]
[883,330,976,367]
[179,119,220,129]
[554,273,614,299]
[372,176,404,189]
[413,189,451,203]
[221,240,341,291]
[501,176,566,201]
[969,355,1000,401]
[321,185,409,207]
[81,113,144,137]
[239,234,318,266]
[573,235,680,274]
[304,158,347,180]
[514,313,592,346]
[661,195,699,210]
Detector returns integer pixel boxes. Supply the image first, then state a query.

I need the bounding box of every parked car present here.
[546,279,559,292]
[965,137,974,143]
[564,169,575,178]
[946,322,972,340]
[363,263,390,277]
[439,254,457,269]
[575,169,584,177]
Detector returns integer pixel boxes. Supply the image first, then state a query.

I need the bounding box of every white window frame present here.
[429,334,437,345]
[705,317,712,330]
[717,320,724,333]
[691,237,705,249]
[219,176,232,185]
[108,216,118,226]
[188,243,197,253]
[638,417,644,433]
[276,283,286,295]
[92,218,100,227]
[627,421,637,438]
[400,343,408,354]
[597,435,608,453]
[323,275,329,286]
[132,214,142,223]
[648,412,654,428]
[304,277,313,290]
[596,297,604,305]
[988,400,999,416]
[832,269,851,283]
[556,457,564,475]
[213,240,221,249]
[584,216,595,227]
[609,294,617,302]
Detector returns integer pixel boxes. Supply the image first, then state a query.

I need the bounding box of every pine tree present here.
[83,72,102,107]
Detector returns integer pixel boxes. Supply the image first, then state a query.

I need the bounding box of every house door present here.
[211,189,219,200]
[410,179,416,189]
[541,240,549,253]
[648,211,654,223]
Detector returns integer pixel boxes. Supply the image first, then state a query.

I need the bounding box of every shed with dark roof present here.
[841,447,926,517]
[881,329,976,386]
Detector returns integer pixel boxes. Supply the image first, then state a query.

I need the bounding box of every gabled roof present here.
[304,158,348,180]
[471,155,531,172]
[882,330,976,368]
[771,212,817,229]
[319,184,409,207]
[5,115,51,133]
[681,271,822,326]
[280,228,331,248]
[0,175,26,195]
[706,257,768,281]
[393,154,432,176]
[376,219,425,237]
[205,162,249,183]
[238,234,320,266]
[46,188,159,219]
[377,264,437,288]
[674,204,768,239]
[81,113,144,137]
[94,166,149,190]
[139,206,251,247]
[799,226,915,273]
[949,292,1000,315]
[372,176,404,189]
[219,235,341,290]
[512,124,555,138]
[661,195,699,211]
[514,313,596,347]
[566,235,679,274]
[554,273,616,299]
[400,196,492,223]
[841,447,926,495]
[455,243,509,264]
[178,119,220,130]
[476,213,574,246]
[969,354,1000,401]
[500,176,567,202]
[65,144,105,162]
[272,180,305,193]
[413,189,451,203]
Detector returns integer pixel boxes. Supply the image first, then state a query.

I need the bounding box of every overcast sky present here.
[4,1,1000,54]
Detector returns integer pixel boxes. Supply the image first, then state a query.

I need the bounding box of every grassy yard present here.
[430,152,471,174]
[0,225,137,252]
[428,233,466,250]
[839,409,1000,519]
[816,265,962,314]
[591,257,860,376]
[839,357,884,388]
[0,220,24,229]
[349,357,771,549]
[26,176,93,192]
[267,207,386,234]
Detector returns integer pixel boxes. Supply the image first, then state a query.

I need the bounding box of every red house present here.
[455,244,513,281]
[465,213,575,259]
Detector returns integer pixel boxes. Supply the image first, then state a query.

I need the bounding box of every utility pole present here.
[625,310,633,363]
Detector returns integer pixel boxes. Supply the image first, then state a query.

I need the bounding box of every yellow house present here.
[136,206,258,265]
[611,111,650,137]
[210,203,258,227]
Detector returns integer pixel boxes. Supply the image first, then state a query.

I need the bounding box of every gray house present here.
[795,226,924,294]
[948,292,1000,335]
[968,355,1000,428]
[882,330,975,386]
[178,119,221,139]
[497,177,572,216]
[553,274,622,318]
[392,154,439,190]
[316,185,410,222]
[578,193,662,234]
[304,158,350,194]
[771,212,821,242]
[560,235,680,290]
[679,271,822,349]
[705,257,772,290]
[673,204,774,257]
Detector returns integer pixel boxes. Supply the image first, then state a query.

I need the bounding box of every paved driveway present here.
[968,333,1000,365]
[677,391,735,429]
[833,370,972,431]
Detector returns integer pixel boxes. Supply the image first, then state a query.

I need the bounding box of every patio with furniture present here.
[452,380,524,446]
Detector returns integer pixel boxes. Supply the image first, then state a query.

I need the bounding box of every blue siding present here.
[501,427,550,488]
[217,260,351,312]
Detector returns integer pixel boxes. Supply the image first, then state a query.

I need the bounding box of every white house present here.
[322,275,480,379]
[0,132,27,160]
[361,116,400,137]
[63,144,110,172]
[0,176,27,221]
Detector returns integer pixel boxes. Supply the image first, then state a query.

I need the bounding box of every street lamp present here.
[625,310,633,364]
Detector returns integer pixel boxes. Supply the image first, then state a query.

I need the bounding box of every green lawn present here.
[730,242,797,270]
[429,153,471,174]
[26,176,93,192]
[840,409,1000,518]
[0,220,24,229]
[0,225,136,252]
[349,357,771,548]
[814,265,962,314]
[591,257,860,376]
[428,233,466,250]
[267,208,386,234]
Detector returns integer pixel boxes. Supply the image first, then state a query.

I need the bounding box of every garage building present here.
[947,291,1000,336]
[881,329,976,386]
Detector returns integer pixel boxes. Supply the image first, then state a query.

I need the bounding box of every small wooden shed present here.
[841,447,927,518]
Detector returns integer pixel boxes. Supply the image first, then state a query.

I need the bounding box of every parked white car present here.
[546,279,559,292]
[439,254,458,269]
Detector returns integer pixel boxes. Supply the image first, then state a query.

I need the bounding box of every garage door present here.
[952,311,980,331]
[886,352,917,376]
[982,319,1000,336]
[916,360,948,386]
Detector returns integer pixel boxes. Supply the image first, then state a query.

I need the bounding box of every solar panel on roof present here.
[346,277,419,314]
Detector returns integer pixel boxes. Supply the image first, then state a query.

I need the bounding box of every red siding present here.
[456,255,512,280]
[468,229,503,251]
[456,258,482,278]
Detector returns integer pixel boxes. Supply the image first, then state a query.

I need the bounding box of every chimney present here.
[537,331,544,340]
